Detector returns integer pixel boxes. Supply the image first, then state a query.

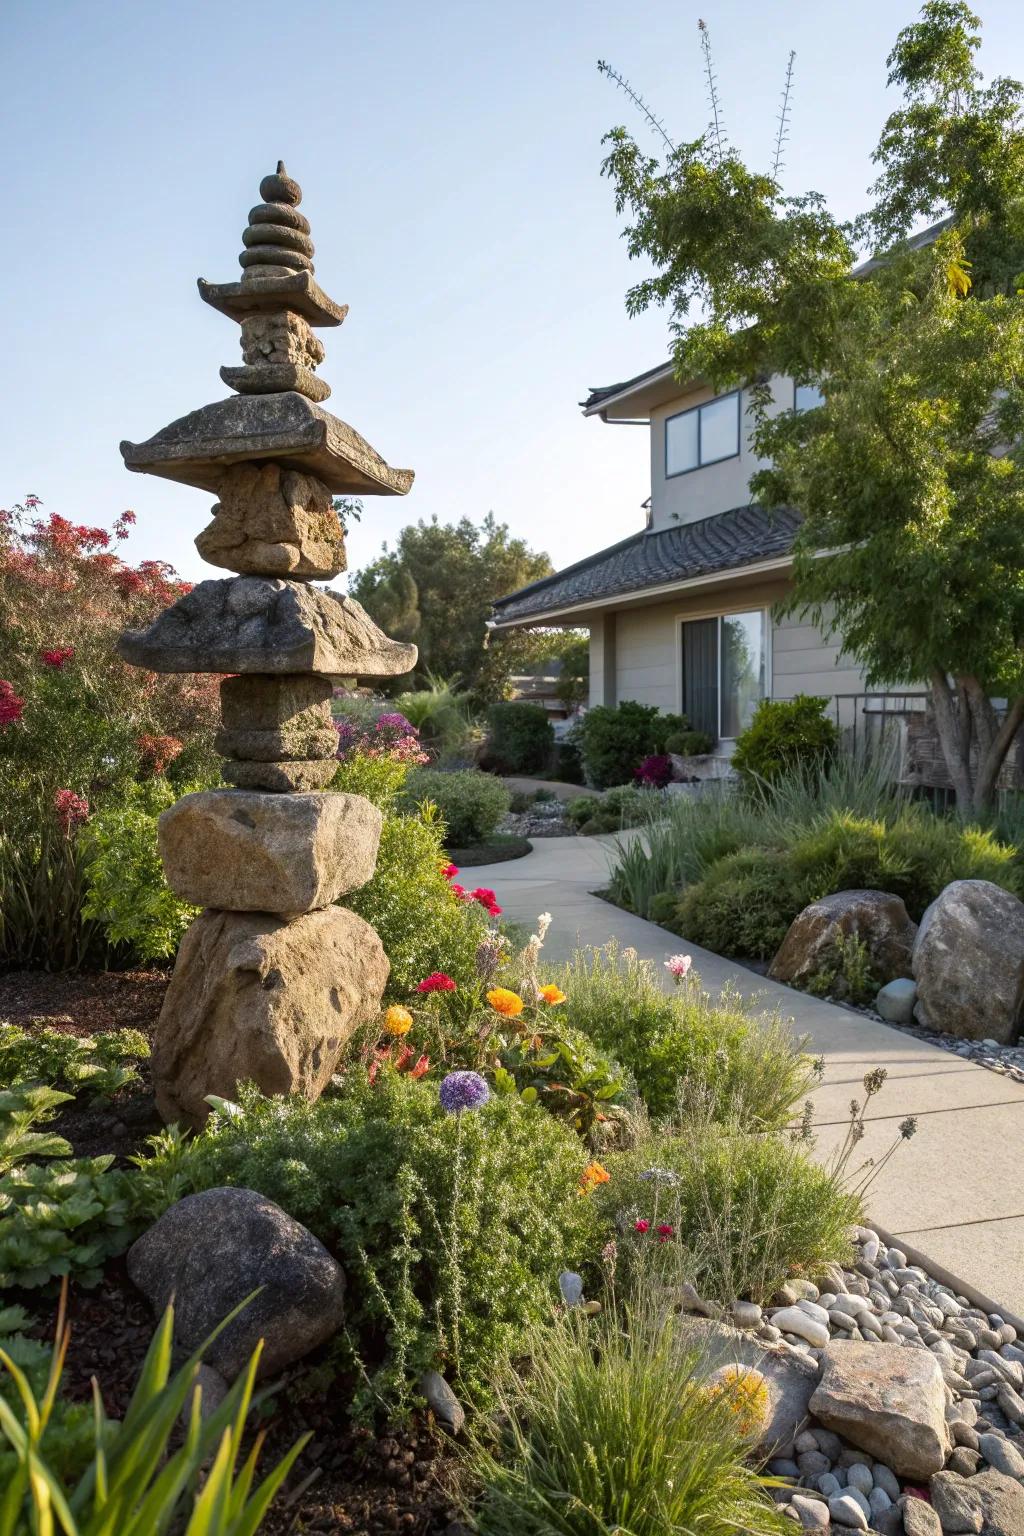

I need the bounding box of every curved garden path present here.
[469,831,1024,1321]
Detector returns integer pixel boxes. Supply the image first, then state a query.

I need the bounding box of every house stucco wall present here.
[649,375,791,534]
[586,579,870,725]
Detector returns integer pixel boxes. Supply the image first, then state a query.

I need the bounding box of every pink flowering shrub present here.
[635,753,674,789]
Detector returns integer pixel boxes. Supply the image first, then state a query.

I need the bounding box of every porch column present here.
[589,613,617,708]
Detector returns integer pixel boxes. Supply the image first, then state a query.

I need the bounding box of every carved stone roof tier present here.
[117,578,418,677]
[198,273,349,328]
[120,392,414,497]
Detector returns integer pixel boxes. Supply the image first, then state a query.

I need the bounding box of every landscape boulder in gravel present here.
[912,880,1024,1044]
[768,889,918,993]
[932,1469,1024,1536]
[810,1340,949,1479]
[676,1314,818,1456]
[127,1186,346,1380]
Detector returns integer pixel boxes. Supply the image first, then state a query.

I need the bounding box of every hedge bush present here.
[732,695,838,785]
[400,766,511,847]
[575,703,686,790]
[485,702,554,774]
[664,728,715,756]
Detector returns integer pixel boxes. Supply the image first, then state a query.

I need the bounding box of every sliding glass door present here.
[681,610,766,742]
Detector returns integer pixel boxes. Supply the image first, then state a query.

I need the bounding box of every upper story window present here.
[665,391,740,477]
[794,381,825,412]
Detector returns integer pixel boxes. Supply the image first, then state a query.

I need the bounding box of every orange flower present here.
[384,1005,413,1037]
[538,984,566,1006]
[580,1161,610,1194]
[487,987,524,1018]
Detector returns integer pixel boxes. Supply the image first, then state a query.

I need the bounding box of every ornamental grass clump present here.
[466,1298,786,1536]
[553,942,814,1128]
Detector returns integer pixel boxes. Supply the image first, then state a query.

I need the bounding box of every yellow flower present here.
[538,984,566,1006]
[487,987,524,1018]
[702,1364,770,1436]
[384,1005,413,1037]
[579,1161,611,1194]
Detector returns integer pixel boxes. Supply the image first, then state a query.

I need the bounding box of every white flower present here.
[664,954,693,979]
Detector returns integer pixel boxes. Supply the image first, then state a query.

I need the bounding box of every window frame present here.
[792,379,825,414]
[664,389,742,479]
[677,605,770,742]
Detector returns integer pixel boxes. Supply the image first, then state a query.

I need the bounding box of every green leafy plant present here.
[804,932,880,1005]
[0,1155,143,1290]
[484,701,554,774]
[0,1285,309,1535]
[467,1297,786,1536]
[343,800,488,1000]
[664,727,716,756]
[575,702,685,789]
[567,782,657,835]
[553,944,814,1127]
[136,1074,601,1415]
[671,848,814,960]
[400,767,511,848]
[0,1299,95,1495]
[80,777,202,963]
[732,696,839,785]
[0,1086,73,1176]
[0,1022,149,1101]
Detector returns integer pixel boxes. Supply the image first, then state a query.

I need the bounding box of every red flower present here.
[470,887,503,916]
[394,1043,414,1071]
[442,863,459,880]
[53,788,89,833]
[634,1218,650,1233]
[40,646,75,669]
[0,681,25,727]
[137,732,183,776]
[408,1054,430,1079]
[449,883,470,902]
[656,1223,675,1244]
[416,972,456,993]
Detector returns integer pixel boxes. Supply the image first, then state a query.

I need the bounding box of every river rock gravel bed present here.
[727,1226,1024,1532]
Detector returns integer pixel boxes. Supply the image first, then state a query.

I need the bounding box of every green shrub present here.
[732,695,839,784]
[600,1121,860,1303]
[576,702,683,789]
[0,1022,149,1100]
[331,747,415,809]
[0,1293,307,1534]
[554,945,813,1127]
[0,1305,95,1494]
[671,849,814,960]
[393,674,473,753]
[664,727,715,756]
[552,737,585,783]
[400,766,511,847]
[343,801,487,999]
[81,778,200,962]
[137,1074,601,1414]
[468,1300,786,1536]
[485,701,554,773]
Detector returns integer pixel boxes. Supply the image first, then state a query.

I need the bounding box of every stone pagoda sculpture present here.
[118,163,416,1127]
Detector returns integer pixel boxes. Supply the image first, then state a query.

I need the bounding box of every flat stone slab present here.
[152,905,388,1126]
[118,578,417,677]
[120,390,413,497]
[198,270,348,327]
[158,789,380,912]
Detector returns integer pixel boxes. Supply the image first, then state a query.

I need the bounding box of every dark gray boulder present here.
[128,1186,345,1380]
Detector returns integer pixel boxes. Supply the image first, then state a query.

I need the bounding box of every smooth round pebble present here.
[828,1493,868,1530]
[871,1464,901,1501]
[845,1464,873,1496]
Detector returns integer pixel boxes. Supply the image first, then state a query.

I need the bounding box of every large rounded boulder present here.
[912,879,1024,1044]
[768,889,917,994]
[128,1186,346,1379]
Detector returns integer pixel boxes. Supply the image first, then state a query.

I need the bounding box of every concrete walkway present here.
[467,833,1024,1317]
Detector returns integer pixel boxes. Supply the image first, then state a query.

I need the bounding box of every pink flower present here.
[0,681,25,727]
[416,972,457,994]
[470,887,503,916]
[53,788,89,833]
[664,954,693,980]
[442,863,459,880]
[449,883,470,902]
[40,646,74,669]
[634,1218,650,1234]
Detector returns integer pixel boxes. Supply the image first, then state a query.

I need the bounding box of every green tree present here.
[601,1,1024,816]
[350,513,553,702]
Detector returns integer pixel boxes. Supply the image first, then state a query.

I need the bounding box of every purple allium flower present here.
[439,1070,490,1115]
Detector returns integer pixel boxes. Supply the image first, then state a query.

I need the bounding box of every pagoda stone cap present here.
[120,392,414,497]
[198,272,349,328]
[117,577,418,678]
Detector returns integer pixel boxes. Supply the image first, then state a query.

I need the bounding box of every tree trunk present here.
[928,669,1024,819]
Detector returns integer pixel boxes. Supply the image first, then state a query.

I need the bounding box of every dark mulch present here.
[444,836,532,867]
[0,966,169,1035]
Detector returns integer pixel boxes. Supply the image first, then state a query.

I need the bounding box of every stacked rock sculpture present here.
[119,163,417,1127]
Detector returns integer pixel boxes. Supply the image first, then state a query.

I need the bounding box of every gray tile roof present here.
[492,504,801,624]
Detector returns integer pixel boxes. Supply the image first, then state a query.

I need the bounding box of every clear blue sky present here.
[3,0,1022,588]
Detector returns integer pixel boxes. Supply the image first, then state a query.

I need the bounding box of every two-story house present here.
[491,362,876,753]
